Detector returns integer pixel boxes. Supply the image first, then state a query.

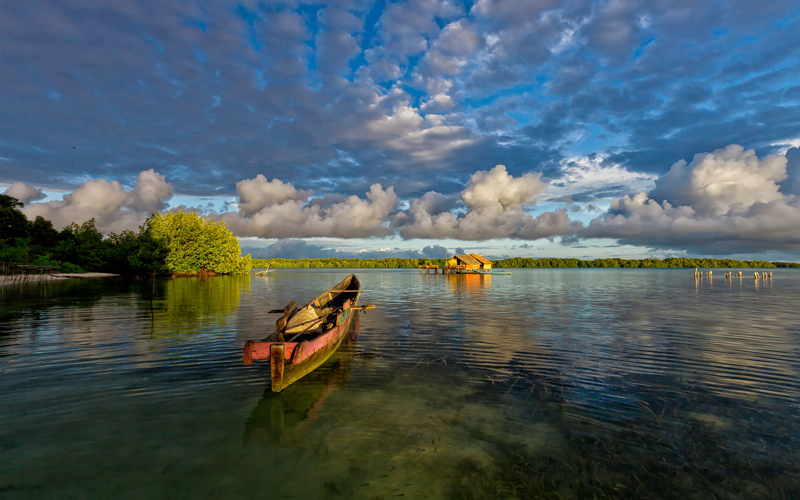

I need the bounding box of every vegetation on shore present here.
[148,211,251,275]
[253,257,800,269]
[0,194,251,276]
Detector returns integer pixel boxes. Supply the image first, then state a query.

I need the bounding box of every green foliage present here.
[29,216,59,254]
[251,256,800,269]
[0,238,30,264]
[58,261,88,273]
[490,257,800,268]
[127,230,170,276]
[252,257,449,269]
[148,211,252,275]
[0,195,29,245]
[0,202,250,276]
[56,219,108,271]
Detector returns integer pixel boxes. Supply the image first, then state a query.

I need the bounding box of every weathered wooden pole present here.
[270,343,285,392]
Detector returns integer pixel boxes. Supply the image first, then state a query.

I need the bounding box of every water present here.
[1,269,799,499]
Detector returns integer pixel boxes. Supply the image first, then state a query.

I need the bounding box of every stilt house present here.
[446,253,493,271]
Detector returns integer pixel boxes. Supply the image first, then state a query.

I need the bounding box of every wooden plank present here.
[270,344,286,392]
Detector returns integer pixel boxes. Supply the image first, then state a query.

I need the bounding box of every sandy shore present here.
[0,273,120,286]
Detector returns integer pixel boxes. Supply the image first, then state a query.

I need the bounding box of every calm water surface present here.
[1,269,799,499]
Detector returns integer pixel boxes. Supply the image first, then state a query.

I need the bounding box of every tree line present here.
[1,194,251,275]
[253,256,799,269]
[253,258,450,268]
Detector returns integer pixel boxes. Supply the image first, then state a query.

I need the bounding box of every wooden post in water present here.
[270,344,285,392]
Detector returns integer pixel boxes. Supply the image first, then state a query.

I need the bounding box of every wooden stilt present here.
[270,344,286,392]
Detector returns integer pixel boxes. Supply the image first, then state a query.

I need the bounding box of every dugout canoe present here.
[243,274,372,392]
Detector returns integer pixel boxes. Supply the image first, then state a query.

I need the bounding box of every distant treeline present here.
[253,257,800,269]
[253,258,448,268]
[492,257,800,268]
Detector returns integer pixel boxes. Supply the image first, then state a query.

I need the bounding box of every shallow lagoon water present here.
[1,269,799,499]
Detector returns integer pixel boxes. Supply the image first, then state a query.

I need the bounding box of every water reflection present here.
[445,272,492,294]
[153,275,251,337]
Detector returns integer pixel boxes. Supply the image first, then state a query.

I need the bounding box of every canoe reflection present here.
[243,312,360,446]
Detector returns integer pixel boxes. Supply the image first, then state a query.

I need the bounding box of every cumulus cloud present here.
[399,165,579,240]
[779,147,800,197]
[128,169,174,213]
[649,144,787,216]
[584,145,800,253]
[215,178,399,238]
[22,169,173,233]
[235,175,313,216]
[408,191,460,216]
[3,182,46,204]
[245,239,451,260]
[462,164,547,209]
[11,164,580,242]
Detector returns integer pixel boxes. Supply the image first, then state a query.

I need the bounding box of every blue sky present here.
[2,0,800,260]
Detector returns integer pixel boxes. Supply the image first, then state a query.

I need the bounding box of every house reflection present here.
[243,313,360,446]
[445,273,492,294]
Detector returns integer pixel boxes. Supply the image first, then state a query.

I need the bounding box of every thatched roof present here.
[453,254,481,266]
[470,253,492,265]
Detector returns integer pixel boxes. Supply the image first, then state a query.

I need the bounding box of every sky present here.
[2,0,800,261]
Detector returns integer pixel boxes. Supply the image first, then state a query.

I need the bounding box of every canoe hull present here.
[243,291,359,392]
[244,274,361,392]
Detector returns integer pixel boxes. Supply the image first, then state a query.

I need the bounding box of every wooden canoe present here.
[243,274,363,392]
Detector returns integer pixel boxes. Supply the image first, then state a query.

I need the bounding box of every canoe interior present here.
[264,274,360,344]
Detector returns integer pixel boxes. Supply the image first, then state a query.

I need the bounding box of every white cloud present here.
[420,93,457,112]
[545,155,659,201]
[215,182,399,239]
[769,138,800,155]
[3,182,46,204]
[417,19,482,76]
[22,169,172,233]
[235,174,312,216]
[399,165,578,240]
[128,169,174,213]
[11,165,579,242]
[583,144,800,253]
[650,144,786,216]
[462,164,546,209]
